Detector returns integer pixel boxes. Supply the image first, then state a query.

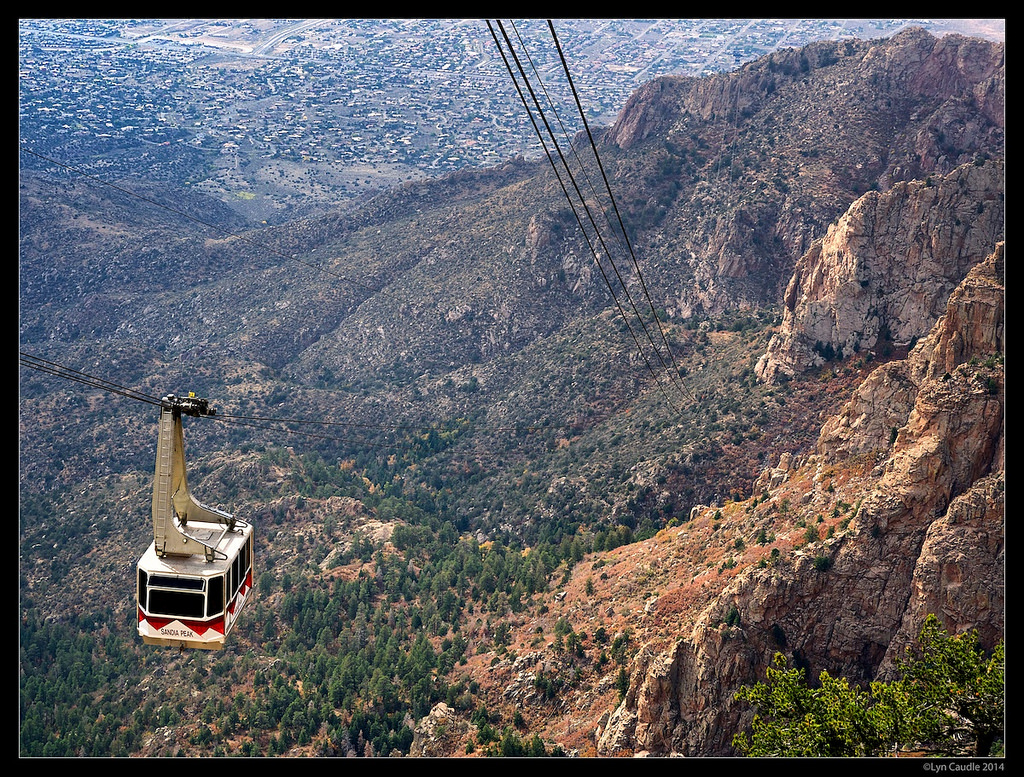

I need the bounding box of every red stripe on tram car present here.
[138,607,225,636]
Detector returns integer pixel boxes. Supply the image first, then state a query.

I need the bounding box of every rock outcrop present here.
[605,28,1003,319]
[599,244,1003,756]
[756,160,1003,383]
[609,28,1004,172]
[408,702,472,757]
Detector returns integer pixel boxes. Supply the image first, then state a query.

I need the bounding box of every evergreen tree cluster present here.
[732,615,1004,758]
[20,458,639,757]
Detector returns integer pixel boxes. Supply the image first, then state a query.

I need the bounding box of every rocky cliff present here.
[597,243,1003,756]
[604,28,1004,318]
[755,159,1003,382]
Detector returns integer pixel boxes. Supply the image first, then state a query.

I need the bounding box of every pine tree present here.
[732,615,1004,757]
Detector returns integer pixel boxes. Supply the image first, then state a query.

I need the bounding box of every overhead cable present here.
[546,20,695,403]
[488,20,693,412]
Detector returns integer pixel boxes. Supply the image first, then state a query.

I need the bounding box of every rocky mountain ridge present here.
[604,27,1004,319]
[19,28,1004,759]
[755,158,1003,382]
[403,196,1003,757]
[595,244,1003,756]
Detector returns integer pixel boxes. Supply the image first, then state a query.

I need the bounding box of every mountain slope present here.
[593,244,1003,756]
[19,28,1003,759]
[756,158,1003,381]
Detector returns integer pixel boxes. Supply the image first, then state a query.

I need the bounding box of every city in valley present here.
[20,19,1003,222]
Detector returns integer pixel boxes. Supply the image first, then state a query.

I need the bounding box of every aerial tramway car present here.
[137,394,254,650]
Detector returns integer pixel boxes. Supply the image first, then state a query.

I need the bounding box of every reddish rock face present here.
[756,160,1003,384]
[600,246,1003,756]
